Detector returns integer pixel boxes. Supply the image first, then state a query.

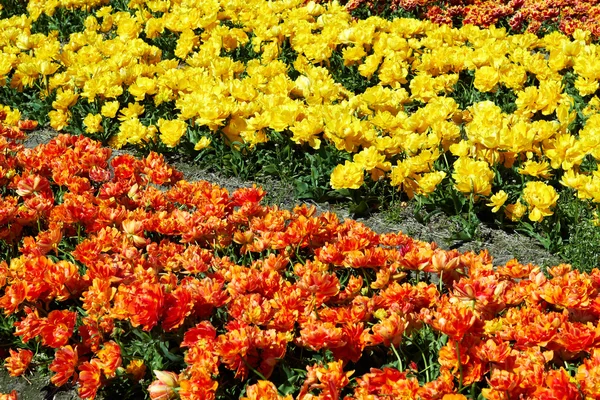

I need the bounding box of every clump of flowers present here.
[1,111,600,399]
[339,0,600,38]
[1,0,599,233]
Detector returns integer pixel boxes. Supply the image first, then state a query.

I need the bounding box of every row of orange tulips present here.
[1,111,600,399]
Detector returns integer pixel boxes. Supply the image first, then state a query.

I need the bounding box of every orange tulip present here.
[38,310,77,348]
[4,348,33,377]
[111,279,164,331]
[162,286,193,332]
[353,368,419,398]
[298,360,352,400]
[0,281,27,315]
[297,320,344,352]
[428,298,479,342]
[368,312,409,347]
[96,341,122,378]
[178,369,218,400]
[125,359,146,382]
[77,359,103,400]
[0,390,18,400]
[241,381,292,400]
[535,368,582,400]
[49,345,78,386]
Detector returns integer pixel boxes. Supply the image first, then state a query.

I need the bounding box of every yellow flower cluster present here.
[0,104,22,126]
[25,0,110,21]
[1,0,600,222]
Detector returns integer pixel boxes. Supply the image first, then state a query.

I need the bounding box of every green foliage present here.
[0,0,28,18]
[220,32,261,64]
[561,218,600,272]
[110,0,135,13]
[147,30,179,61]
[0,237,19,265]
[328,49,380,94]
[344,0,423,21]
[99,377,148,400]
[533,19,562,38]
[452,70,519,114]
[97,325,187,398]
[0,313,19,350]
[278,39,301,81]
[555,191,600,272]
[30,8,89,42]
[504,187,600,271]
[516,215,564,254]
[276,363,307,396]
[0,85,55,125]
[115,326,185,373]
[398,326,445,385]
[193,128,351,203]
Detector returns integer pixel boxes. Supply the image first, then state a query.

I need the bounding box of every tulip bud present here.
[148,370,179,400]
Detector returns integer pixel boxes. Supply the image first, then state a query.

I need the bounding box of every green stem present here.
[391,342,403,372]
[240,355,264,379]
[241,356,287,397]
[404,332,433,383]
[420,347,431,382]
[456,340,464,391]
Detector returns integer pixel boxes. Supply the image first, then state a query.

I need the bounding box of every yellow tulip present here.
[194,137,211,151]
[158,119,187,148]
[114,118,151,149]
[330,161,364,190]
[101,101,120,119]
[504,200,527,222]
[353,147,387,172]
[128,76,157,101]
[452,157,494,198]
[486,190,508,213]
[415,171,446,196]
[522,181,559,222]
[474,66,500,92]
[118,102,145,121]
[83,113,103,134]
[48,109,69,131]
[518,160,552,179]
[51,89,79,110]
[290,118,323,149]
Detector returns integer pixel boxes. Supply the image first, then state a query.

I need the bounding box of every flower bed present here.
[340,0,600,38]
[1,0,600,397]
[0,0,599,230]
[1,111,600,399]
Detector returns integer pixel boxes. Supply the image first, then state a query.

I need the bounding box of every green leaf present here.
[159,341,183,363]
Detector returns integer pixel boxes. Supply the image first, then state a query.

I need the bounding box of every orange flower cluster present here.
[341,0,600,38]
[3,114,600,399]
[0,391,17,400]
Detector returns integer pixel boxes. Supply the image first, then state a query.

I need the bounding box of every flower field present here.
[340,0,600,38]
[1,0,600,399]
